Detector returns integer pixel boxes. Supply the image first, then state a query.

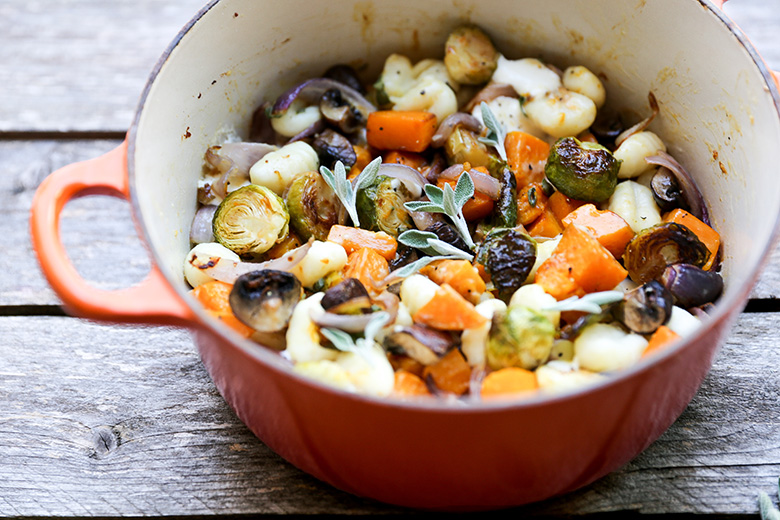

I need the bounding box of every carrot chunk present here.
[663,209,720,270]
[517,182,548,226]
[348,145,373,179]
[419,259,486,304]
[393,370,432,397]
[422,348,472,395]
[527,207,564,238]
[481,367,538,399]
[341,248,390,295]
[413,284,488,330]
[383,150,427,170]
[548,191,587,222]
[327,225,398,260]
[642,325,680,358]
[535,224,628,300]
[366,110,437,153]
[191,281,254,337]
[438,171,495,221]
[562,204,635,258]
[505,131,550,188]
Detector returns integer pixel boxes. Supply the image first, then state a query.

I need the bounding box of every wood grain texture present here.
[0,313,778,516]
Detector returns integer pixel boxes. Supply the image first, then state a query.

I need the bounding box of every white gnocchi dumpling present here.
[391,76,458,123]
[471,95,545,139]
[183,242,240,287]
[607,180,662,233]
[289,241,348,288]
[399,274,440,316]
[614,131,667,179]
[523,88,597,138]
[270,100,322,137]
[461,299,507,367]
[509,284,560,327]
[249,141,319,196]
[491,55,561,99]
[285,293,338,363]
[535,363,605,393]
[574,323,648,373]
[562,65,606,109]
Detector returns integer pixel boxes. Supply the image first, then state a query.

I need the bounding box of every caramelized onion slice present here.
[271,78,376,118]
[190,240,313,284]
[645,151,709,225]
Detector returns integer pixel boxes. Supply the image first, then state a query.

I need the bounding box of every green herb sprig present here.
[542,290,625,314]
[478,101,508,162]
[759,478,780,520]
[404,171,476,249]
[320,157,382,228]
[388,230,474,279]
[320,311,390,365]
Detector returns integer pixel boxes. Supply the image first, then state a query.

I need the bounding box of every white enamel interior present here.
[131,0,780,328]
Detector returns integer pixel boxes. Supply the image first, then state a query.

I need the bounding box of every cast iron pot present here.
[30,0,780,511]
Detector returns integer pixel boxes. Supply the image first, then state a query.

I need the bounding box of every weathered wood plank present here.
[0,0,779,133]
[3,139,780,307]
[0,313,778,516]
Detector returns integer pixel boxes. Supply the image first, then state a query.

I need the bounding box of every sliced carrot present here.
[505,131,550,189]
[438,167,495,221]
[642,325,680,358]
[207,310,255,338]
[548,191,587,222]
[481,367,537,399]
[348,145,373,180]
[517,182,548,226]
[413,284,488,330]
[562,204,635,258]
[535,224,628,300]
[419,259,486,304]
[663,209,720,270]
[393,370,432,397]
[422,348,472,395]
[191,281,254,337]
[366,110,437,153]
[327,225,398,260]
[341,247,390,295]
[383,150,427,171]
[527,207,564,239]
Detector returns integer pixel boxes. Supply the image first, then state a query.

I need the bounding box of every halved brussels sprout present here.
[545,137,621,202]
[213,184,289,255]
[356,174,414,236]
[487,305,555,370]
[623,222,710,284]
[444,126,493,170]
[444,25,499,85]
[286,171,343,241]
[476,228,536,302]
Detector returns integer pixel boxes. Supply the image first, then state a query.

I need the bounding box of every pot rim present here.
[127,0,780,413]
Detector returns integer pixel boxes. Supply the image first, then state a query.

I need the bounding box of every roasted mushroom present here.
[477,228,537,302]
[612,280,673,334]
[650,167,687,212]
[320,278,372,314]
[213,184,290,255]
[285,171,343,241]
[424,221,471,254]
[229,270,302,332]
[384,325,454,366]
[356,174,415,236]
[487,305,555,370]
[311,129,357,170]
[319,88,365,134]
[545,136,621,202]
[660,263,723,308]
[623,222,710,284]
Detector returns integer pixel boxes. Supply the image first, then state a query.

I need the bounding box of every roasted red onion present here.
[431,113,482,147]
[463,83,518,113]
[615,92,659,147]
[439,166,501,200]
[189,240,313,283]
[645,152,709,225]
[410,208,444,231]
[189,205,217,244]
[205,142,277,198]
[271,78,376,118]
[377,163,428,198]
[287,118,326,143]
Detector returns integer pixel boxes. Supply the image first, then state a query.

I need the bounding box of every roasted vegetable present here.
[444,126,496,170]
[660,263,723,308]
[545,136,620,202]
[366,110,437,153]
[324,64,366,94]
[311,129,357,169]
[229,270,302,332]
[319,89,365,134]
[612,280,673,334]
[477,228,536,302]
[320,278,372,314]
[663,209,720,270]
[384,325,454,365]
[561,204,634,258]
[494,167,518,228]
[355,174,415,236]
[444,25,499,85]
[487,305,555,370]
[213,184,290,255]
[651,167,686,212]
[623,222,710,284]
[286,171,343,241]
[424,221,471,254]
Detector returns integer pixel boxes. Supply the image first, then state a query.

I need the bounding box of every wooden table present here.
[3,0,780,516]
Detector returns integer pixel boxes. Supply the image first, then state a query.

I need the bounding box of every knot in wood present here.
[90,426,119,458]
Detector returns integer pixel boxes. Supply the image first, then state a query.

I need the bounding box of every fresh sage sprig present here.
[542,290,625,314]
[320,311,390,365]
[404,171,476,249]
[478,101,508,162]
[388,230,474,279]
[320,157,382,228]
[759,478,780,520]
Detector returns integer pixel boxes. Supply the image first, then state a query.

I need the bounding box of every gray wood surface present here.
[3,0,780,517]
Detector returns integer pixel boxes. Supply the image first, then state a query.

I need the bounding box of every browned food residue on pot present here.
[182,127,192,141]
[719,162,728,177]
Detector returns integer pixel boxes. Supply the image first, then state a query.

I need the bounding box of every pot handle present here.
[29,139,195,326]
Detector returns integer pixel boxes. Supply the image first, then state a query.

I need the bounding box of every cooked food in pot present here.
[185,25,723,401]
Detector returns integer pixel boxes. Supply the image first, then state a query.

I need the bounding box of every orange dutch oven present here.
[30,0,780,511]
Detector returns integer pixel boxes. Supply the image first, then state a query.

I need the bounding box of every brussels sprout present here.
[612,280,673,334]
[229,270,302,332]
[355,174,414,236]
[545,137,621,202]
[623,222,710,284]
[487,305,555,370]
[444,126,494,170]
[476,228,536,302]
[285,171,342,241]
[444,25,499,85]
[213,184,289,255]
